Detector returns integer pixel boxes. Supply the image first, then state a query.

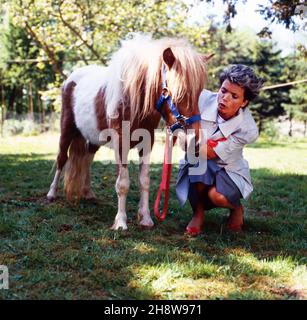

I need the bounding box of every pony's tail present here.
[64,135,89,203]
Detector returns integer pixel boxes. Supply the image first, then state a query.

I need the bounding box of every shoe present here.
[185,225,203,236]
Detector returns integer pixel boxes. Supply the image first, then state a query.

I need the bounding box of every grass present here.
[0,133,306,300]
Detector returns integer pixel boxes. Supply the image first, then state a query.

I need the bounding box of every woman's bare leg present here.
[186,182,207,234]
[208,186,243,230]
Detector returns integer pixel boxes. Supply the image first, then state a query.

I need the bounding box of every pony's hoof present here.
[111,218,128,231]
[84,195,97,201]
[139,218,154,229]
[110,224,128,231]
[137,213,154,229]
[139,222,155,230]
[83,191,97,200]
[47,193,56,202]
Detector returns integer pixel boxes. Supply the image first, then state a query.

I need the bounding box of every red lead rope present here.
[154,132,177,221]
[154,134,227,222]
[207,137,227,148]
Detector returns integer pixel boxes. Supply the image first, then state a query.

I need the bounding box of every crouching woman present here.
[176,64,264,236]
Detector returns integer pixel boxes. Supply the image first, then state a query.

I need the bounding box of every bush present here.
[261,121,280,142]
[3,119,39,136]
[2,113,60,137]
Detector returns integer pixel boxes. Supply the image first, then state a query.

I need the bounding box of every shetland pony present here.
[47,33,210,230]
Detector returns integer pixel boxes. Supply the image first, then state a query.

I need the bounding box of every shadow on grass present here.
[0,153,306,300]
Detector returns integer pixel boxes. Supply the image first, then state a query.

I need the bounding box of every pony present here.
[47,33,210,230]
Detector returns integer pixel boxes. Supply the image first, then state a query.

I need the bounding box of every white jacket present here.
[197,89,259,199]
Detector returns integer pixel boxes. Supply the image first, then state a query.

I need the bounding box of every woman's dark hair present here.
[219,64,264,101]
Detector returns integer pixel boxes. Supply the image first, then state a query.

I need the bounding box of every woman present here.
[176,64,264,236]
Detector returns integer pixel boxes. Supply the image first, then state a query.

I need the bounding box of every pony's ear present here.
[201,53,215,63]
[163,48,175,69]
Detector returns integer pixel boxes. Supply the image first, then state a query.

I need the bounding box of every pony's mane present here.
[105,33,207,122]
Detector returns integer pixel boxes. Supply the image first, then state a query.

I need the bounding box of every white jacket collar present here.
[199,89,245,137]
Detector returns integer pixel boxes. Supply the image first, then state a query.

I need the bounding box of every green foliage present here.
[2,118,41,136]
[0,13,55,115]
[0,0,306,133]
[1,114,60,136]
[283,84,307,119]
[0,0,191,115]
[258,0,306,32]
[261,120,280,142]
[282,48,307,136]
[249,41,289,131]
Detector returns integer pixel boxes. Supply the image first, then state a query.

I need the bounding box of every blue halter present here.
[155,64,201,133]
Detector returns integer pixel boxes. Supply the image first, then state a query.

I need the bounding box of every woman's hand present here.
[199,142,217,159]
[207,144,217,159]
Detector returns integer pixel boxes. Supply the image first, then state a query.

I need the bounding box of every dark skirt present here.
[176,159,242,210]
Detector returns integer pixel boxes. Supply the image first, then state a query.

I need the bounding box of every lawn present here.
[0,133,306,300]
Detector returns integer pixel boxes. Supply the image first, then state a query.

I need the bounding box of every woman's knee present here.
[208,187,230,207]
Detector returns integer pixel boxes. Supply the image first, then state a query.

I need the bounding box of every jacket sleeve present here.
[213,128,259,163]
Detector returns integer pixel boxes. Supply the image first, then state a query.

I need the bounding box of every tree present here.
[0,0,305,135]
[247,40,292,133]
[0,17,55,117]
[281,43,307,136]
[283,84,307,136]
[1,0,192,114]
[201,0,306,34]
[257,0,306,32]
